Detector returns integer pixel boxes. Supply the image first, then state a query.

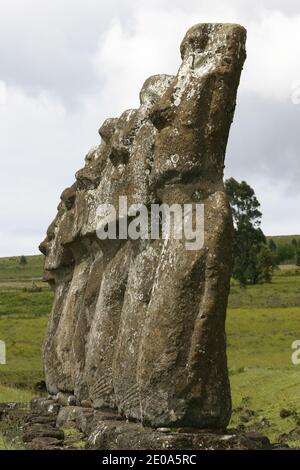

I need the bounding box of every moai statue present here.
[40,23,246,430]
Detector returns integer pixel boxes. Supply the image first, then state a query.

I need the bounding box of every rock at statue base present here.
[40,23,247,431]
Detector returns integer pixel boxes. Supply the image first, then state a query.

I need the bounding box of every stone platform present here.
[0,398,279,450]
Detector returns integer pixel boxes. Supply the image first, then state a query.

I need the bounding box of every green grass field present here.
[1,254,300,447]
[0,256,52,389]
[0,255,45,282]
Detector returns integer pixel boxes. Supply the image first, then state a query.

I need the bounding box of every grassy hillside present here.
[228,307,300,445]
[0,253,300,447]
[0,255,52,389]
[267,235,300,244]
[229,270,300,309]
[0,255,45,282]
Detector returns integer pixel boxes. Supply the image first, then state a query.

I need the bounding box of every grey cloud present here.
[0,0,299,256]
[0,0,133,106]
[226,93,300,192]
[226,92,300,235]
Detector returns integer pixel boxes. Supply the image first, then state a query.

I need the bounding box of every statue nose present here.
[109,140,130,166]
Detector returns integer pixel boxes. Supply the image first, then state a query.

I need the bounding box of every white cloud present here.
[0,0,300,255]
[0,84,100,256]
[254,179,300,236]
[92,3,239,114]
[242,10,300,100]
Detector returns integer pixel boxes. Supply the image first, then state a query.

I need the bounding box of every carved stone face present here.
[40,23,246,429]
[39,204,75,283]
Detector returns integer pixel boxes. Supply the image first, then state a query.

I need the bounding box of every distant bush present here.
[19,256,27,266]
[268,238,300,265]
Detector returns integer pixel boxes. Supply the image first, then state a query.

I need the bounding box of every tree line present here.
[225,178,289,287]
[268,237,300,266]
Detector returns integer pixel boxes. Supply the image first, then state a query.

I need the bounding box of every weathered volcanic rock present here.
[86,419,272,451]
[0,401,276,451]
[40,23,246,431]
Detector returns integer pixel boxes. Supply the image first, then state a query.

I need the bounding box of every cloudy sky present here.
[0,0,299,256]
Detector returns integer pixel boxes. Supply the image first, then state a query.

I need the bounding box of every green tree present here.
[268,238,277,252]
[291,238,299,249]
[276,243,295,264]
[225,178,262,228]
[292,239,300,265]
[19,255,27,266]
[296,249,300,267]
[256,245,278,283]
[225,178,277,286]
